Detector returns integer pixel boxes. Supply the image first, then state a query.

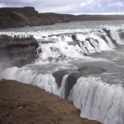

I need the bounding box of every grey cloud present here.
[0,0,124,14]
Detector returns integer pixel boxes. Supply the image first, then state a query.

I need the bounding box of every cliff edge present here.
[0,79,101,124]
[0,7,71,29]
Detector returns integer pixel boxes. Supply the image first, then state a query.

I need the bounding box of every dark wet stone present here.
[52,70,68,87]
[64,66,106,98]
[0,35,38,67]
[71,35,78,41]
[65,73,79,98]
[78,66,106,75]
[119,31,124,39]
[103,28,118,46]
[100,35,108,44]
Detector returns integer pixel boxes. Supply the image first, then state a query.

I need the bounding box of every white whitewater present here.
[0,27,122,63]
[35,28,120,62]
[1,66,124,124]
[110,29,124,45]
[68,76,124,124]
[104,35,115,48]
[1,67,59,95]
[1,26,124,124]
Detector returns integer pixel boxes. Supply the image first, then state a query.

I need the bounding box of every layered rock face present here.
[0,79,101,124]
[0,35,38,68]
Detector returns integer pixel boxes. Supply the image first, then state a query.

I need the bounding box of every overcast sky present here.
[0,0,124,14]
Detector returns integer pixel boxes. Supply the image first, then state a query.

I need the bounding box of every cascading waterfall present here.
[1,26,124,124]
[0,27,119,62]
[110,29,124,45]
[104,35,115,48]
[1,66,124,124]
[35,29,117,62]
[68,76,124,124]
[58,74,69,98]
[1,67,59,95]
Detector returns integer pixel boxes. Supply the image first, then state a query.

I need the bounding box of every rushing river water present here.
[1,20,124,124]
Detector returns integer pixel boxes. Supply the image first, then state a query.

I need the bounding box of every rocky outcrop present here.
[0,7,72,29]
[65,66,106,98]
[0,79,101,124]
[0,35,38,67]
[53,66,106,98]
[1,7,124,29]
[53,70,68,87]
[0,7,43,29]
[103,28,118,46]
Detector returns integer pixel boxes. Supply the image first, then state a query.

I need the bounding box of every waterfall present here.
[1,26,124,124]
[0,27,123,63]
[1,65,124,124]
[104,35,115,48]
[68,76,124,124]
[58,74,69,98]
[1,67,59,95]
[110,29,124,45]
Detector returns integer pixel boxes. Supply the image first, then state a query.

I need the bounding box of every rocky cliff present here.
[1,6,124,29]
[0,79,101,124]
[0,35,38,68]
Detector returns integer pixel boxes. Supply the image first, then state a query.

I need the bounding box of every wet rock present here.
[103,28,118,46]
[65,66,106,98]
[65,73,79,98]
[53,70,68,87]
[119,31,124,39]
[100,35,108,44]
[0,35,38,67]
[78,66,106,75]
[71,34,78,41]
[52,66,106,98]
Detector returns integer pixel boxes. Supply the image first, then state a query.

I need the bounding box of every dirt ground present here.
[0,79,101,124]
